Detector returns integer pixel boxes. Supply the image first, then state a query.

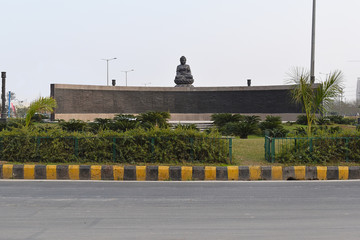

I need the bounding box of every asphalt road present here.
[0,180,360,240]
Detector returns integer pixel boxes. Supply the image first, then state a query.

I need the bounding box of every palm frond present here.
[314,70,344,114]
[25,97,57,127]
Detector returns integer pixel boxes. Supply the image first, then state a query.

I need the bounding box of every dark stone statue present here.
[174,56,194,87]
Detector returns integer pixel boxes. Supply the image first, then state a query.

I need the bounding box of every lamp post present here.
[102,58,117,86]
[310,0,316,83]
[319,72,330,79]
[1,72,6,122]
[121,69,134,86]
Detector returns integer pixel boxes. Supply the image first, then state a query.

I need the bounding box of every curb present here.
[1,164,360,181]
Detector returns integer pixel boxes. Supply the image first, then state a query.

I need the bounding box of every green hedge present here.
[272,132,360,164]
[0,127,230,164]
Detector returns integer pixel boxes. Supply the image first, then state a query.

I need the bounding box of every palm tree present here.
[25,97,57,127]
[288,67,343,136]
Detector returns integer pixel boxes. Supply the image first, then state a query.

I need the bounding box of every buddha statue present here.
[174,56,194,87]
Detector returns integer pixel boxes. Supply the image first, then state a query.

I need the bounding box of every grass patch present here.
[232,138,269,165]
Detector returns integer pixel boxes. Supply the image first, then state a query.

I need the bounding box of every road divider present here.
[0,165,359,181]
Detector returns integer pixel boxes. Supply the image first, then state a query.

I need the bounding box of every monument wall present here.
[50,84,303,121]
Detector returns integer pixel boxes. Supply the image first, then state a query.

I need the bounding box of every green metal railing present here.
[265,134,360,163]
[0,136,233,164]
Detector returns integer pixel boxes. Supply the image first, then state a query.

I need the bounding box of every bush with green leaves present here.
[259,116,282,131]
[316,116,331,125]
[59,119,87,132]
[296,115,308,125]
[293,126,307,136]
[274,131,360,164]
[137,111,170,129]
[174,124,199,131]
[0,127,229,164]
[328,115,356,125]
[259,116,288,137]
[211,113,242,128]
[31,113,49,123]
[221,115,260,139]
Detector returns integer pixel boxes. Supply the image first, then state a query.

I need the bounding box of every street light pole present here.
[310,0,316,83]
[1,72,6,122]
[121,69,134,86]
[102,58,117,86]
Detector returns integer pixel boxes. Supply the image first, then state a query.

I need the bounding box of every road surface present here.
[0,180,359,240]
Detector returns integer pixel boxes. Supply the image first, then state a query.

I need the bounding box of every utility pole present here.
[102,58,117,86]
[121,69,134,86]
[310,0,316,83]
[1,72,6,122]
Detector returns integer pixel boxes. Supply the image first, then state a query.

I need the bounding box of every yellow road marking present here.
[338,166,349,180]
[69,165,79,180]
[24,165,35,179]
[294,166,306,180]
[205,166,216,180]
[113,166,124,180]
[181,166,192,181]
[91,165,102,180]
[317,166,327,180]
[271,166,283,180]
[2,164,13,179]
[46,165,57,179]
[249,166,261,180]
[136,166,146,181]
[227,166,238,180]
[158,166,169,181]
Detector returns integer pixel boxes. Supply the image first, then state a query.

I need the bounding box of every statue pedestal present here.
[175,84,194,88]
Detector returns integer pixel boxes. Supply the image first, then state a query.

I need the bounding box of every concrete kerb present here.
[0,164,359,181]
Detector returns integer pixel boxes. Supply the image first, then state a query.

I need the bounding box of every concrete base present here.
[0,164,357,181]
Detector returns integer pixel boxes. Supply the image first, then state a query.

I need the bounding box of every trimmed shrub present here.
[275,131,360,164]
[0,127,229,164]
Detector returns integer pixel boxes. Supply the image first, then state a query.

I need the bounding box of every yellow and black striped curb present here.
[0,165,359,181]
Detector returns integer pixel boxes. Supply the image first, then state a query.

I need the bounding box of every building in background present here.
[357,77,360,103]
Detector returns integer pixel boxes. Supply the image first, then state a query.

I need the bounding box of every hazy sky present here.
[1,0,360,104]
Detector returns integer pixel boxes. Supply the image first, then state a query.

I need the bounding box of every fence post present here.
[270,137,275,163]
[112,138,116,162]
[151,137,155,162]
[345,137,349,162]
[309,138,313,153]
[264,130,270,162]
[0,137,2,160]
[229,138,232,164]
[36,137,41,160]
[74,137,79,159]
[190,137,194,162]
